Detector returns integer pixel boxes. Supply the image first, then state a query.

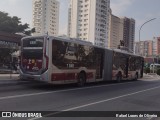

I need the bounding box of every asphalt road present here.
[0,78,160,120]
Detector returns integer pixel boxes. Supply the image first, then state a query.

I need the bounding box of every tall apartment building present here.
[68,4,72,37]
[135,37,160,56]
[108,13,123,49]
[68,0,110,48]
[32,0,59,36]
[108,16,135,52]
[121,17,135,53]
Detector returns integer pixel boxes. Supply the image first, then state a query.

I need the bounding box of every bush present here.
[157,69,160,75]
[144,67,150,74]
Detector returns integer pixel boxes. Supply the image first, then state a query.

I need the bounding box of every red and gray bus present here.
[19,35,144,86]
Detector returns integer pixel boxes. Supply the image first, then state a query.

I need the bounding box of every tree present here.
[144,67,150,74]
[157,69,160,75]
[0,11,34,35]
[0,11,35,66]
[0,48,12,64]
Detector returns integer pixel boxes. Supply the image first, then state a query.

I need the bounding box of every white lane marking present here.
[29,85,160,120]
[0,81,138,100]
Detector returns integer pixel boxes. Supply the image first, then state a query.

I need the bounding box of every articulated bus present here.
[19,35,144,86]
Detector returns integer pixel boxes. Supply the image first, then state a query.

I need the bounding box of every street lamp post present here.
[139,18,156,55]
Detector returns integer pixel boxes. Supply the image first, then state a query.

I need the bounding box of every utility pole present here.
[139,18,156,55]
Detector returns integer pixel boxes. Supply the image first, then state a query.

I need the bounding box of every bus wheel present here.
[116,72,122,83]
[77,73,86,87]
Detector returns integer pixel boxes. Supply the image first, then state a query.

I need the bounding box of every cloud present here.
[111,0,134,15]
[6,0,21,5]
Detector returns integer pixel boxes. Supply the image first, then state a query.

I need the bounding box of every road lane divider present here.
[29,85,160,120]
[0,81,138,100]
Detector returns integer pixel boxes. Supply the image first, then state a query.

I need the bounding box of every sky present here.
[0,0,160,41]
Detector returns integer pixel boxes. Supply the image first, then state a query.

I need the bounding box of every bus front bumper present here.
[19,70,43,81]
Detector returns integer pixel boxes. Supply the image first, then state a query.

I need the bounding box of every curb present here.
[139,74,160,81]
[0,74,20,80]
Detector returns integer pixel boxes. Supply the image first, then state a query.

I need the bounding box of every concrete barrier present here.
[147,73,157,75]
[0,74,19,80]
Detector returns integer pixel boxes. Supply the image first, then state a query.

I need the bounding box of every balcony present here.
[101,15,107,19]
[101,10,107,15]
[100,29,104,32]
[101,0,106,4]
[100,33,106,38]
[101,19,106,23]
[100,23,106,28]
[101,5,107,10]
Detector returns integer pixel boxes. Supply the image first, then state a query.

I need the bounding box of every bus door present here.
[118,53,128,78]
[95,48,104,79]
[141,58,144,77]
[126,56,129,78]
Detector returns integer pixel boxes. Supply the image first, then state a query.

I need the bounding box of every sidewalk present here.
[0,74,19,80]
[0,73,160,81]
[139,73,160,81]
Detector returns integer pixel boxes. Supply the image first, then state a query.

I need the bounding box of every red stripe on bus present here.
[51,72,94,81]
[86,72,94,79]
[51,73,76,81]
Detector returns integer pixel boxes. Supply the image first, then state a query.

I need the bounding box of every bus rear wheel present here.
[77,73,86,87]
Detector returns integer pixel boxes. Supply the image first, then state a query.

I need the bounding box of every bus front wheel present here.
[77,73,86,87]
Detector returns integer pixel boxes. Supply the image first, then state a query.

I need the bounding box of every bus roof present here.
[54,36,93,46]
[113,49,142,57]
[22,35,143,58]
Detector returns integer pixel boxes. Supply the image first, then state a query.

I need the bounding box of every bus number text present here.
[67,64,74,68]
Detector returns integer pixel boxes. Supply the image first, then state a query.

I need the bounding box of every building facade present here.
[32,0,59,36]
[135,37,160,57]
[108,13,123,49]
[108,16,135,52]
[0,32,21,49]
[68,4,72,37]
[68,0,110,48]
[0,32,22,66]
[157,37,160,55]
[121,17,135,53]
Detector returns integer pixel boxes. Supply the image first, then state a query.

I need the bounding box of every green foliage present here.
[0,48,17,64]
[0,11,34,35]
[0,11,35,64]
[144,67,150,74]
[157,69,160,75]
[24,28,35,35]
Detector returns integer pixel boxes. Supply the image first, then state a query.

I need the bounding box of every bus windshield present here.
[23,38,43,59]
[21,38,44,72]
[23,38,43,48]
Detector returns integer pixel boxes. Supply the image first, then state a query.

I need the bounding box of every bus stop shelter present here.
[0,32,22,73]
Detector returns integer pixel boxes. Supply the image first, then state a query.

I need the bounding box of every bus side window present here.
[52,41,58,61]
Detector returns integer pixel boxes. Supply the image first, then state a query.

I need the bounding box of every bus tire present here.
[116,72,122,83]
[77,72,86,87]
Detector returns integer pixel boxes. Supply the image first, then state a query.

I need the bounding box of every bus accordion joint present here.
[44,39,49,70]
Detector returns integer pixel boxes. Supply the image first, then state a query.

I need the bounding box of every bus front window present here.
[21,38,44,72]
